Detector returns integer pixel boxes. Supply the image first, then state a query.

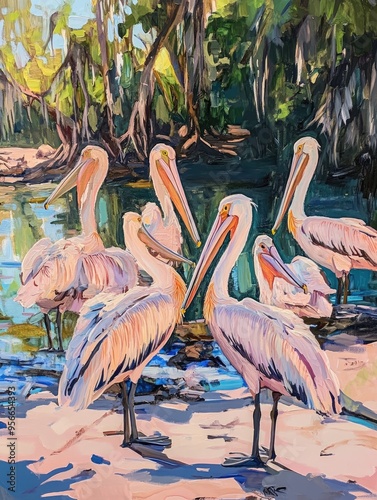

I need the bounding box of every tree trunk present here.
[95,0,118,152]
[180,0,220,153]
[119,0,186,159]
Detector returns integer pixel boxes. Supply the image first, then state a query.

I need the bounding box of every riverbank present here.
[0,127,254,184]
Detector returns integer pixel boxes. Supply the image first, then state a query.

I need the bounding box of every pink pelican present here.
[141,144,201,259]
[182,194,341,465]
[59,212,192,447]
[16,146,138,351]
[272,137,377,304]
[253,235,335,319]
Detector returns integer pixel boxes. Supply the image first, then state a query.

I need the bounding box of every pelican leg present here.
[223,392,264,468]
[56,309,64,352]
[120,381,131,447]
[336,278,343,305]
[343,274,350,305]
[43,314,54,351]
[128,382,172,447]
[128,382,138,442]
[267,392,281,461]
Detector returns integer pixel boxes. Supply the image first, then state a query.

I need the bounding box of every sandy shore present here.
[0,340,376,499]
[0,147,52,183]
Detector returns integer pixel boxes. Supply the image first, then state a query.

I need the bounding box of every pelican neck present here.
[79,190,98,236]
[289,151,318,221]
[211,215,251,300]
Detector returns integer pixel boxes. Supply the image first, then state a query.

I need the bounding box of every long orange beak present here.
[44,157,92,209]
[138,224,194,267]
[156,156,201,247]
[259,245,307,292]
[272,150,309,234]
[182,213,238,312]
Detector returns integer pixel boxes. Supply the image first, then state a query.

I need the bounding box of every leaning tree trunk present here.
[119,0,186,159]
[95,0,121,157]
[180,0,219,154]
[0,47,83,174]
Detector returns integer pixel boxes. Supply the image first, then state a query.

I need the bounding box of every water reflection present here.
[1,159,376,343]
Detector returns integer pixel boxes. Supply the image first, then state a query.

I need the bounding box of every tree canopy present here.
[1,0,377,171]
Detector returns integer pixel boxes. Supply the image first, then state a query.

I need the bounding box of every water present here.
[0,157,377,394]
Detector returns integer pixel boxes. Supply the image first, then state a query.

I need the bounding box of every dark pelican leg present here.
[120,381,131,447]
[56,309,64,352]
[128,382,171,447]
[343,274,350,304]
[223,392,264,468]
[336,278,343,305]
[43,314,54,350]
[267,392,281,461]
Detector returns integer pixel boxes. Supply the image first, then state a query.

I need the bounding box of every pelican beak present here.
[138,223,195,267]
[272,149,309,233]
[182,212,238,312]
[259,245,307,291]
[156,155,201,247]
[43,157,92,209]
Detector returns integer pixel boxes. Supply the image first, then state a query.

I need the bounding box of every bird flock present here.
[16,137,377,465]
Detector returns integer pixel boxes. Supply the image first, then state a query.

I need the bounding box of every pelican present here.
[15,146,138,351]
[272,137,377,304]
[182,194,342,466]
[141,144,201,260]
[253,235,335,319]
[59,212,192,447]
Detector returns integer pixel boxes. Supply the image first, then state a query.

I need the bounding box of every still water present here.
[0,157,376,348]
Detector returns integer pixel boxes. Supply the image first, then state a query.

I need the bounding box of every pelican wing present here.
[19,238,54,285]
[289,256,335,295]
[215,299,340,415]
[272,278,311,307]
[16,238,82,308]
[77,247,138,298]
[302,216,377,267]
[59,286,176,410]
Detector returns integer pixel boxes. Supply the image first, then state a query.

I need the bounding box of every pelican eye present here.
[222,204,230,212]
[138,216,142,222]
[297,144,303,153]
[260,244,266,249]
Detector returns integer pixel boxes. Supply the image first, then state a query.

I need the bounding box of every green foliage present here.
[0,0,377,164]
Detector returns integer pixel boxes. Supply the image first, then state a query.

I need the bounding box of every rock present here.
[36,144,56,158]
[227,125,251,137]
[167,341,226,369]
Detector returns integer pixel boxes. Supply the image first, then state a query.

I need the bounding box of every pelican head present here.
[182,194,256,311]
[149,144,201,247]
[44,146,108,209]
[272,137,320,234]
[123,212,194,267]
[253,235,307,291]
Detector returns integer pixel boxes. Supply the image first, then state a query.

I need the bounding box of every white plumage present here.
[183,194,341,464]
[140,144,200,262]
[212,298,339,414]
[59,212,187,447]
[15,146,138,350]
[59,287,177,410]
[141,201,182,257]
[272,136,377,303]
[253,235,335,319]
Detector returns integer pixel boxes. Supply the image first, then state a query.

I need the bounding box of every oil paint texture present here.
[0,1,377,499]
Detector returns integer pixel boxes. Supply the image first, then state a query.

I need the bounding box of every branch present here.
[118,1,186,146]
[0,69,76,145]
